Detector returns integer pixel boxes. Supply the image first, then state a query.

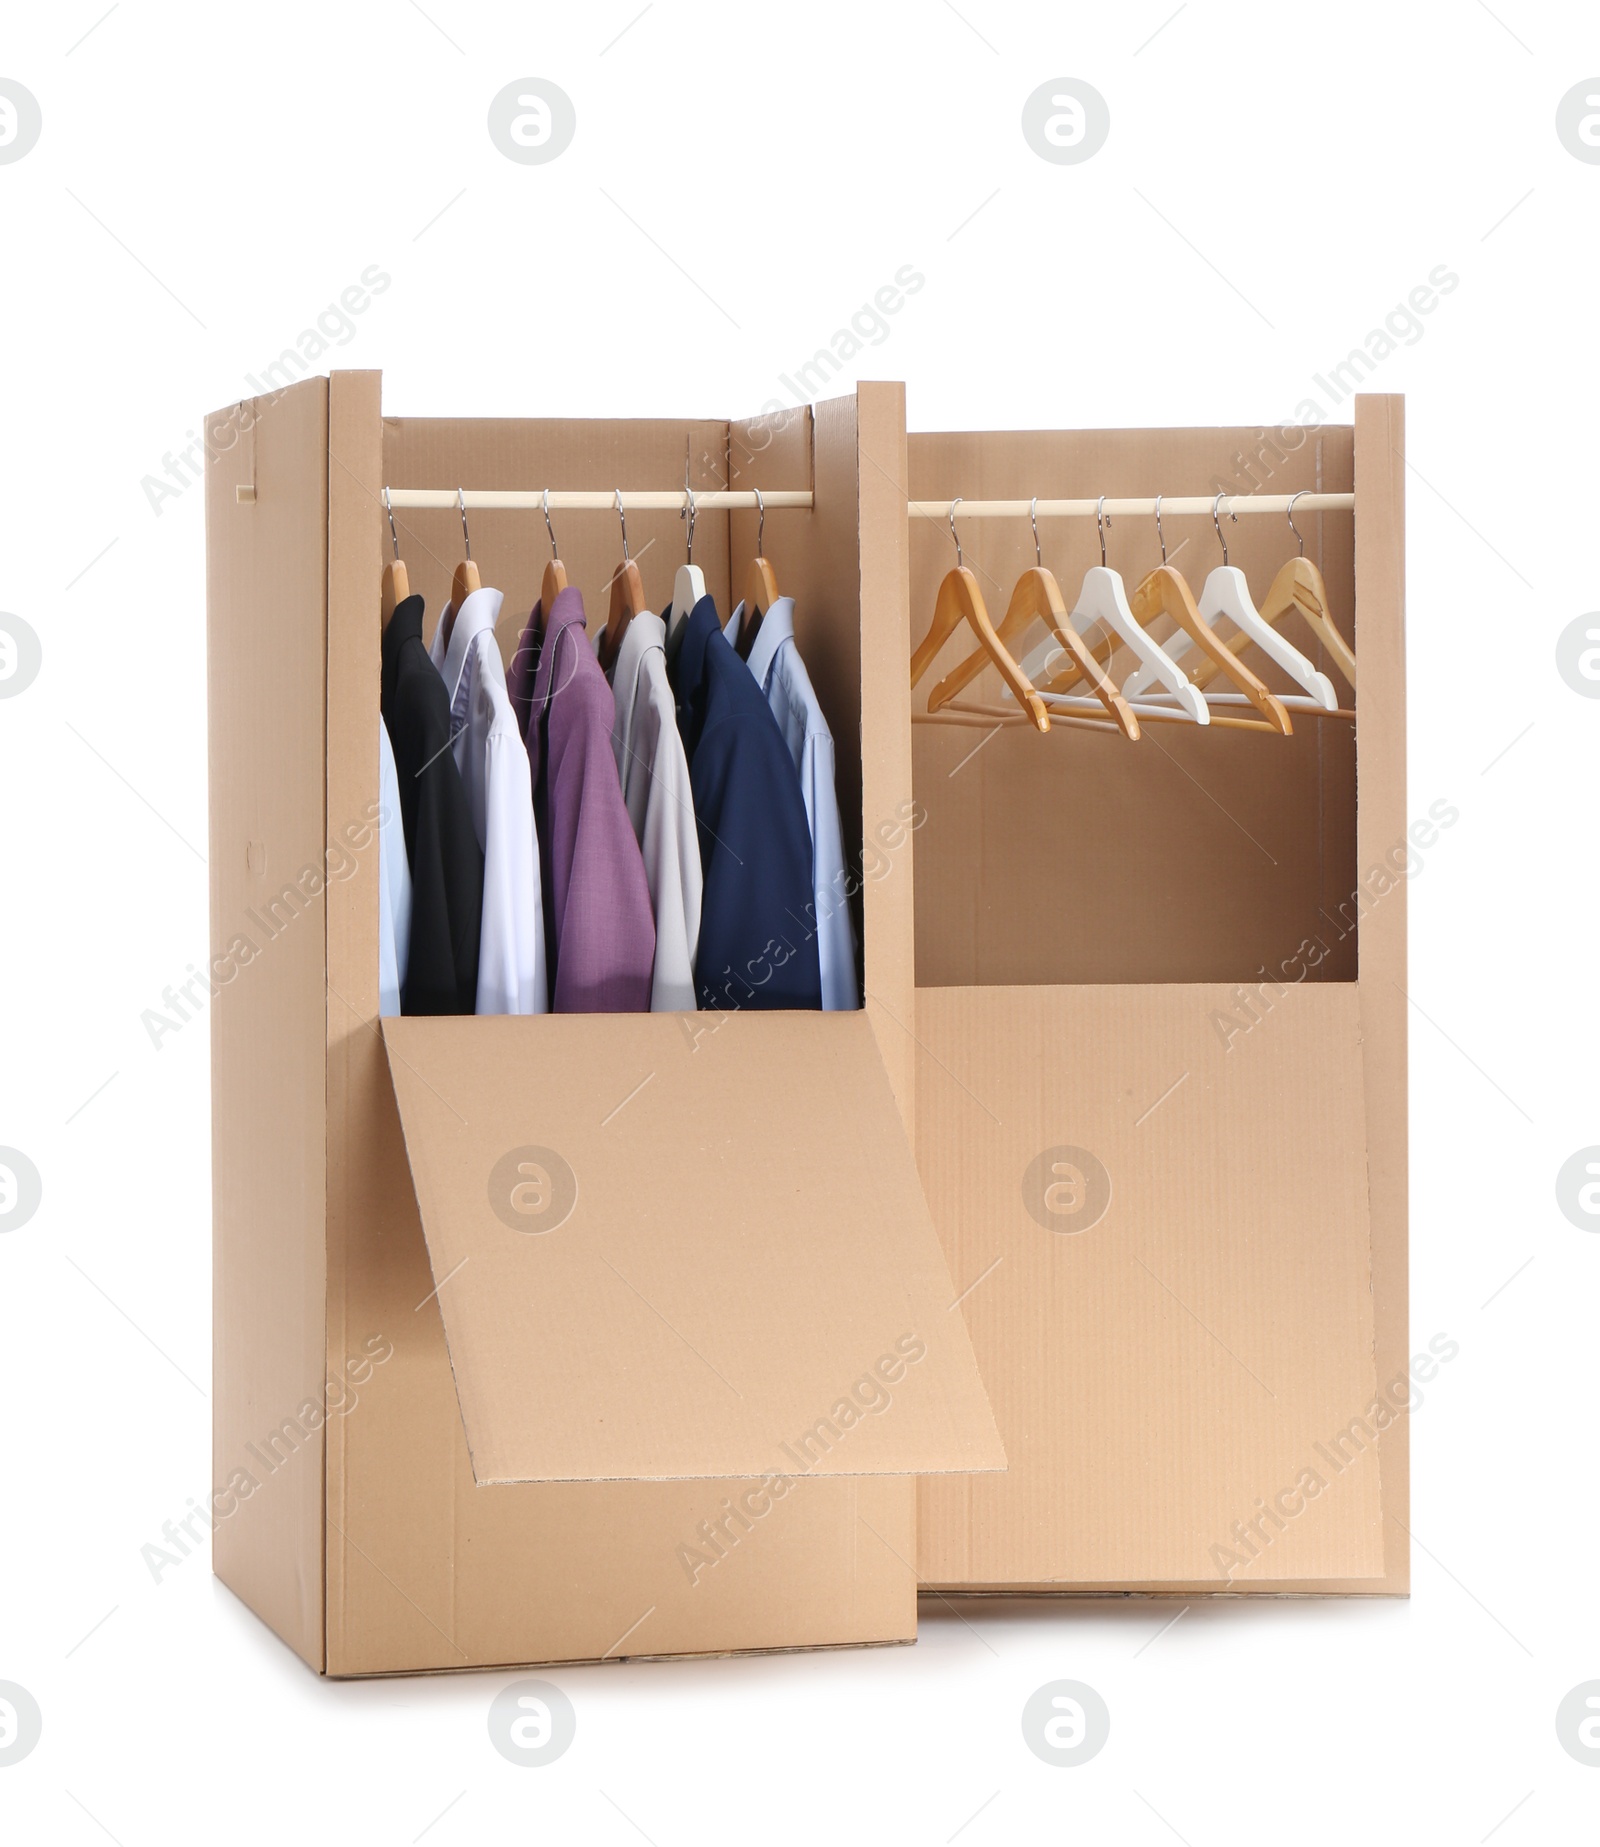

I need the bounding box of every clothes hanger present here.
[1034,499,1208,724]
[1247,492,1358,694]
[380,487,409,629]
[540,485,569,615]
[910,500,1050,733]
[1131,493,1336,714]
[1126,496,1293,734]
[665,483,707,638]
[737,486,781,657]
[928,497,1139,739]
[600,488,648,669]
[436,486,481,655]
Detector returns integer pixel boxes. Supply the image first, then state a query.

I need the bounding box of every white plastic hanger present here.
[1020,498,1207,724]
[1126,493,1337,711]
[666,483,706,637]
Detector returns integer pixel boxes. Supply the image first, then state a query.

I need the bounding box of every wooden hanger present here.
[1122,498,1291,732]
[448,487,480,624]
[738,486,781,655]
[666,484,707,638]
[380,487,409,629]
[910,501,1050,733]
[1130,563,1292,733]
[1249,494,1357,694]
[600,489,647,671]
[1146,495,1336,713]
[1253,556,1356,694]
[1039,500,1208,724]
[539,486,568,616]
[929,500,1139,739]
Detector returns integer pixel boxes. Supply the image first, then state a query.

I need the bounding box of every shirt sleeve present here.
[474,680,546,1015]
[693,711,822,1012]
[635,674,702,1012]
[799,725,859,1010]
[378,721,411,1017]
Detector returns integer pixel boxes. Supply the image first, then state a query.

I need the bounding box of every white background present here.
[2,1,1596,1839]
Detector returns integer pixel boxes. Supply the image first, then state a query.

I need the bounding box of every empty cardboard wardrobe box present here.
[204,373,1003,1676]
[891,399,1408,1597]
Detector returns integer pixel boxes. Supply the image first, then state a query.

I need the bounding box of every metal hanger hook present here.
[1097,496,1111,568]
[1154,493,1166,565]
[1212,491,1237,566]
[753,485,765,557]
[457,487,471,562]
[682,485,697,562]
[614,489,630,563]
[1030,495,1042,567]
[542,486,559,561]
[1287,489,1308,557]
[383,486,399,562]
[948,497,964,569]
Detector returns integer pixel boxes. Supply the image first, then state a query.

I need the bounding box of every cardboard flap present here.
[382,1013,1005,1484]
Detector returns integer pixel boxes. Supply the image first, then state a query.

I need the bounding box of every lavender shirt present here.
[523,589,656,1011]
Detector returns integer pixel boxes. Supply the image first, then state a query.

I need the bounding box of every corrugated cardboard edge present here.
[327,1638,911,1681]
[206,379,331,1669]
[1350,393,1408,1596]
[323,370,385,1671]
[855,382,917,1127]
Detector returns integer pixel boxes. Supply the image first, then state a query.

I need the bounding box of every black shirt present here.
[380,595,482,1014]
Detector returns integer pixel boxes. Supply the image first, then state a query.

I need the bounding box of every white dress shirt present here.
[599,612,701,1011]
[724,598,858,1010]
[377,718,411,1017]
[431,589,547,1014]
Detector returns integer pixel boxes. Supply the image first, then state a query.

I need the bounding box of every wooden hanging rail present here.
[383,488,814,512]
[905,492,1354,520]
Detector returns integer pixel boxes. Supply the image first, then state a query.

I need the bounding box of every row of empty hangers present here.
[378,482,785,664]
[910,491,1357,739]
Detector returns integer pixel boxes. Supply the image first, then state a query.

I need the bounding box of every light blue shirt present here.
[724,598,858,1010]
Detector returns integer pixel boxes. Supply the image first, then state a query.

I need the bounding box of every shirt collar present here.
[437,585,504,702]
[381,594,427,706]
[671,594,722,693]
[736,596,794,691]
[612,609,665,695]
[531,586,592,713]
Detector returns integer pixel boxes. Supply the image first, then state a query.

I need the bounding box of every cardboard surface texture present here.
[912,983,1382,1586]
[382,1011,1004,1483]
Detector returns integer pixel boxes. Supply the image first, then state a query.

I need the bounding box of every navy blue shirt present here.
[669,597,822,1011]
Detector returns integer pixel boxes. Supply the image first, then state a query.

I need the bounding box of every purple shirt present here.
[524,589,655,1012]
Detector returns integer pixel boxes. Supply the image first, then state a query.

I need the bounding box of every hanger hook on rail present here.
[1287,489,1308,558]
[384,486,400,562]
[614,489,630,562]
[1154,493,1166,565]
[1030,495,1042,567]
[683,485,697,562]
[754,485,765,557]
[542,486,559,561]
[948,497,964,569]
[1096,495,1110,568]
[457,486,472,562]
[1212,490,1237,567]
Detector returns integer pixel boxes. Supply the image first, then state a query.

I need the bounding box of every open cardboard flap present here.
[382,1012,1006,1485]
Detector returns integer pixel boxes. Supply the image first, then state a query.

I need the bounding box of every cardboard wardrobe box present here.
[204,373,1004,1676]
[886,398,1408,1595]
